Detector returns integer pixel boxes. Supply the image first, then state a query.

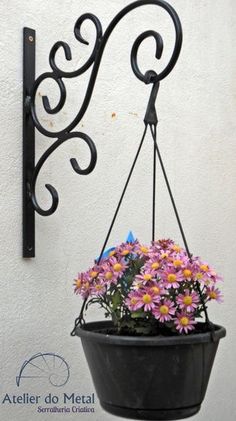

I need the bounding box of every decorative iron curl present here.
[30,132,97,216]
[131,30,164,84]
[49,14,103,78]
[28,0,182,216]
[30,13,103,137]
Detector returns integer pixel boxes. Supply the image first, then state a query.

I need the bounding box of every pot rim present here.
[75,320,226,346]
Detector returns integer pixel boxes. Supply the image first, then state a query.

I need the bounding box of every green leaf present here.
[111,291,122,310]
[131,311,146,319]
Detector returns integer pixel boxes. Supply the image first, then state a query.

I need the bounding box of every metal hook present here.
[144,81,160,126]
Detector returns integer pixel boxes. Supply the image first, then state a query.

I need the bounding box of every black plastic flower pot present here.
[75,321,226,421]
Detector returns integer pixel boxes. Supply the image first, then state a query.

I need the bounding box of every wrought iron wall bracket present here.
[22,0,182,257]
[23,28,36,257]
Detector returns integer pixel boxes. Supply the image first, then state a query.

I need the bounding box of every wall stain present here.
[41,118,53,128]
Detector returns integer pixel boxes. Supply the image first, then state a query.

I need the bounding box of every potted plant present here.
[72,235,226,420]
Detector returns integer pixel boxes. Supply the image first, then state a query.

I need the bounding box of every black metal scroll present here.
[23,0,182,257]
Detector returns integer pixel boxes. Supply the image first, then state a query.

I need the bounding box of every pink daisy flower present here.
[88,265,101,280]
[206,286,223,303]
[159,251,171,261]
[134,243,150,258]
[136,290,161,312]
[162,269,183,289]
[193,260,216,286]
[182,266,194,281]
[170,243,183,254]
[168,252,188,269]
[99,263,119,285]
[210,273,222,284]
[148,281,166,298]
[144,257,162,273]
[74,272,92,299]
[176,290,200,312]
[108,257,128,277]
[197,261,212,277]
[117,242,135,258]
[125,291,143,311]
[174,313,197,334]
[135,270,157,284]
[90,280,106,296]
[73,272,86,295]
[205,269,222,285]
[153,299,176,322]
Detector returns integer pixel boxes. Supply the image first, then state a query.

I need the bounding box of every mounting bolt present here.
[28,35,34,43]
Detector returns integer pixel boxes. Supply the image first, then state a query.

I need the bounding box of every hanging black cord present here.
[71,298,87,336]
[71,124,148,335]
[149,124,216,340]
[144,82,160,242]
[149,124,191,256]
[97,124,148,264]
[152,125,157,242]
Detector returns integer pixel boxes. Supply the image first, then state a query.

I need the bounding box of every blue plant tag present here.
[126,231,136,243]
[95,246,115,262]
[96,231,136,262]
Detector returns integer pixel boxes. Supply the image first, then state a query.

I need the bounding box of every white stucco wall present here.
[0,0,235,420]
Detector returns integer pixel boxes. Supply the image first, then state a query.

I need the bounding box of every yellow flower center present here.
[151,286,160,294]
[140,246,149,254]
[200,265,209,272]
[160,305,169,315]
[196,272,203,279]
[183,296,192,305]
[121,249,130,256]
[90,271,98,278]
[143,274,152,281]
[142,294,152,304]
[131,297,138,305]
[95,284,103,290]
[209,291,217,299]
[109,250,116,257]
[172,244,181,252]
[183,269,192,278]
[174,259,183,267]
[161,253,168,259]
[85,281,90,289]
[180,316,189,326]
[113,263,122,272]
[167,273,177,283]
[105,271,113,280]
[75,279,81,288]
[151,262,160,270]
